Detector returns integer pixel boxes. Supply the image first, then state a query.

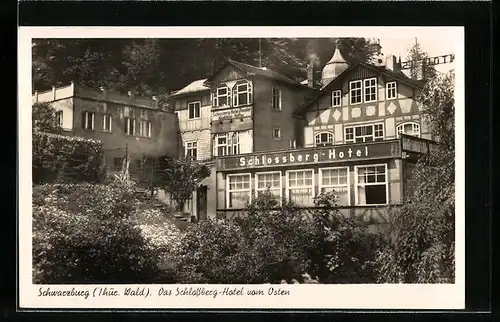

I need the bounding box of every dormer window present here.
[213,84,230,107]
[233,80,252,107]
[314,132,334,147]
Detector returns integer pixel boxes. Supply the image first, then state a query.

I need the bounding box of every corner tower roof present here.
[321,41,349,85]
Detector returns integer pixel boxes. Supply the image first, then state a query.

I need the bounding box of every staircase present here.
[133,188,194,230]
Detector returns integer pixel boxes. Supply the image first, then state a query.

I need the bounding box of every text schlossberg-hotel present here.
[239,146,370,167]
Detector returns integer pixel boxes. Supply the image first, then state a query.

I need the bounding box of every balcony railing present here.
[178,118,210,131]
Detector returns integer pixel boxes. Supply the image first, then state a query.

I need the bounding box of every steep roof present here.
[293,61,425,117]
[170,78,209,97]
[205,59,300,86]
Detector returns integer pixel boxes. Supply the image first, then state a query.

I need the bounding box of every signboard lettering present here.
[401,54,455,70]
[239,147,369,167]
[212,106,252,121]
[217,141,400,171]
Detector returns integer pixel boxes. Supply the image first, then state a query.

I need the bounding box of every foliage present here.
[156,156,211,212]
[32,132,106,184]
[33,38,380,95]
[175,190,381,284]
[417,73,455,149]
[374,73,455,283]
[32,102,62,134]
[405,40,437,83]
[32,179,180,284]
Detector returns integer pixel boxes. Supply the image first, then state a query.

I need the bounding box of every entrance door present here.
[196,185,208,221]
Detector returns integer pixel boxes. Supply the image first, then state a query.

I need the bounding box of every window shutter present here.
[124,118,128,134]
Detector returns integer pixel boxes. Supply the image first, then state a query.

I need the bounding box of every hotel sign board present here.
[212,106,252,121]
[401,54,455,70]
[217,141,401,171]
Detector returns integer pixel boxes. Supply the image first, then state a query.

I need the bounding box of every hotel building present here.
[209,48,436,222]
[34,42,438,222]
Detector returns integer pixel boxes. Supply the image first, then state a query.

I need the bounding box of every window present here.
[386,81,397,100]
[227,174,251,208]
[215,132,240,156]
[396,122,420,138]
[233,80,252,106]
[355,164,388,205]
[272,87,282,110]
[272,128,281,140]
[256,171,282,202]
[124,117,136,135]
[331,90,342,107]
[188,101,201,119]
[344,123,384,143]
[139,120,152,138]
[55,111,63,127]
[102,114,112,132]
[82,111,95,130]
[286,169,314,206]
[314,132,334,147]
[185,141,198,161]
[213,84,230,107]
[364,78,377,103]
[319,167,350,206]
[349,80,362,105]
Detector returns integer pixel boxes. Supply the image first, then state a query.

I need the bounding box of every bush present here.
[175,190,381,284]
[32,180,178,284]
[32,132,105,184]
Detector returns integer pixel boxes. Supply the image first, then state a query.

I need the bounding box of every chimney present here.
[152,95,158,109]
[307,63,316,89]
[52,86,56,101]
[385,54,398,71]
[34,91,38,103]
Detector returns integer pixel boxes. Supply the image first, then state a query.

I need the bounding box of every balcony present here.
[178,118,211,132]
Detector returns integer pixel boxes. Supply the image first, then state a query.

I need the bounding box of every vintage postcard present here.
[18,26,464,310]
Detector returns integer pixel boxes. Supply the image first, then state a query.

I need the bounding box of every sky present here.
[377,36,457,74]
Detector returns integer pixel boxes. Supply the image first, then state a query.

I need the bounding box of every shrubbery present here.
[175,191,381,284]
[32,179,181,284]
[32,132,106,184]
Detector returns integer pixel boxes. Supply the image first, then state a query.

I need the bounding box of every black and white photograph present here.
[19,26,464,309]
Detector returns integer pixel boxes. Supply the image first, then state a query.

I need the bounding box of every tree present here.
[157,157,211,213]
[374,72,455,283]
[32,102,62,134]
[32,38,381,94]
[405,39,437,82]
